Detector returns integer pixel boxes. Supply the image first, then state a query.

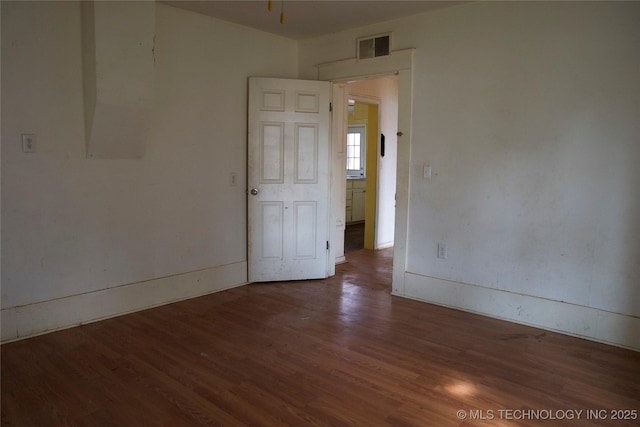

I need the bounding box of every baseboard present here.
[392,271,640,352]
[1,261,248,343]
[335,255,347,264]
[375,241,394,250]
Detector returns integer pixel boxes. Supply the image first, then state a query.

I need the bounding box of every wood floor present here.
[2,249,639,426]
[344,222,365,253]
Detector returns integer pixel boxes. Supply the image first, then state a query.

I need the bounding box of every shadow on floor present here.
[345,222,364,253]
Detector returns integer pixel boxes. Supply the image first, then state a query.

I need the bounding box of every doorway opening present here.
[342,76,399,255]
[314,48,412,292]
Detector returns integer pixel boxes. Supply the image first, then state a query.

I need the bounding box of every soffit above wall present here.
[163,1,464,40]
[82,1,155,159]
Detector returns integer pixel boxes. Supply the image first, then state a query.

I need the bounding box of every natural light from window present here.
[347,125,366,177]
[347,133,361,170]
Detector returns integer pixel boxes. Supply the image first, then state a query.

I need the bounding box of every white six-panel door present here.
[248,77,331,282]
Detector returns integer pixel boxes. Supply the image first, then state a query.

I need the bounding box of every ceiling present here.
[164,1,462,40]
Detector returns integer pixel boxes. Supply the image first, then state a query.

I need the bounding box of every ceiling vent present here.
[357,33,391,60]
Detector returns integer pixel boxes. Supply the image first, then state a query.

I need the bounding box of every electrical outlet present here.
[437,243,447,259]
[22,134,37,153]
[230,172,238,187]
[423,165,432,179]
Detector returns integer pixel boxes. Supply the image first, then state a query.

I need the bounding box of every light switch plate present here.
[22,134,37,153]
[423,165,432,179]
[437,242,447,259]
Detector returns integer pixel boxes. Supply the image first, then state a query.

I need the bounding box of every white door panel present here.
[248,77,331,282]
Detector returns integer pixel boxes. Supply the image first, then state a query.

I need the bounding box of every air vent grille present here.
[357,33,391,60]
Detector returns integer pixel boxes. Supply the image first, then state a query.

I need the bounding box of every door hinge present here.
[326,241,330,250]
[329,102,333,112]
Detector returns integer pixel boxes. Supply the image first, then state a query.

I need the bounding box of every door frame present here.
[318,48,414,295]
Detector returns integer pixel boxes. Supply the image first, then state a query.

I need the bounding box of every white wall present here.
[347,77,398,249]
[3,1,639,350]
[1,1,297,341]
[300,2,640,350]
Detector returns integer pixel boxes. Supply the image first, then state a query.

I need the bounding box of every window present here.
[347,125,366,178]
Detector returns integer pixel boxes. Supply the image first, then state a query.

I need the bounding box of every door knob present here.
[250,188,259,195]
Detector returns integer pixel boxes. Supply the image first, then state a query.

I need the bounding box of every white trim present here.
[318,48,413,82]
[376,242,394,250]
[319,50,413,298]
[329,83,349,270]
[396,271,640,351]
[391,68,412,296]
[1,261,248,343]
